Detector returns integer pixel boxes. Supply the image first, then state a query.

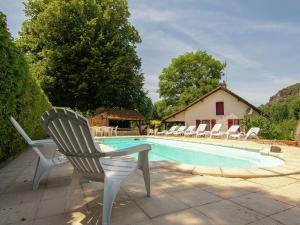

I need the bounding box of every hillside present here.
[257,83,300,140]
[268,83,300,105]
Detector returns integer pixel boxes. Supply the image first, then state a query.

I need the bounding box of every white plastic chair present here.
[230,127,260,140]
[226,125,240,139]
[41,108,151,225]
[112,126,118,136]
[173,126,187,136]
[9,116,68,191]
[183,126,196,136]
[194,124,208,137]
[165,126,179,135]
[210,124,223,138]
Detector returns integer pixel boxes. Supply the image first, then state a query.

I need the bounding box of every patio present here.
[1,144,300,225]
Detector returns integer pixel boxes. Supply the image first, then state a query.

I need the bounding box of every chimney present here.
[220,80,227,89]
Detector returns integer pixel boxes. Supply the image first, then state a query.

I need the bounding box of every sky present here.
[1,0,300,106]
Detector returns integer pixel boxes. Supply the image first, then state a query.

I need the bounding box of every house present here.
[162,85,261,131]
[88,107,145,135]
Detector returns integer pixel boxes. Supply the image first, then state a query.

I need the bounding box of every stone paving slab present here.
[0,144,300,225]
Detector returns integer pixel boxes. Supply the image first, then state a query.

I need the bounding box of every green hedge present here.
[0,12,51,161]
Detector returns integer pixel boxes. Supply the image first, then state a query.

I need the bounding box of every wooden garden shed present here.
[88,107,145,135]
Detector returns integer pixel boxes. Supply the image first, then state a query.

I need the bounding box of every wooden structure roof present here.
[94,107,144,121]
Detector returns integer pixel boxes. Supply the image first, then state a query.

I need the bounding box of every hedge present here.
[0,12,52,161]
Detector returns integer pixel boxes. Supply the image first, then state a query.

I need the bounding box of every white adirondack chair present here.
[9,116,68,191]
[173,126,187,136]
[210,124,223,138]
[226,125,240,139]
[183,126,196,136]
[40,108,151,225]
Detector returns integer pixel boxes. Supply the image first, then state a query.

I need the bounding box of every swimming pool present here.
[98,137,284,168]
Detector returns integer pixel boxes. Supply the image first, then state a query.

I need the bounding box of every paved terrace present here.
[1,140,300,225]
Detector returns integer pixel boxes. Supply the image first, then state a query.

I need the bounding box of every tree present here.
[158,51,225,115]
[17,0,149,112]
[0,12,51,161]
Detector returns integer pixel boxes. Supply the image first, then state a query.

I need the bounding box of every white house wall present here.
[165,89,258,131]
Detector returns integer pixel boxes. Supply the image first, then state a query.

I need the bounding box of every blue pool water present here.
[97,137,284,168]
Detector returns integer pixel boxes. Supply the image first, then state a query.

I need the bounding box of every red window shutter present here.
[211,119,216,130]
[196,120,200,128]
[228,119,233,129]
[216,102,224,115]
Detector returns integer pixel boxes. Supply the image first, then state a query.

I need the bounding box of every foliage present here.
[157,51,225,117]
[242,95,300,140]
[17,0,150,114]
[150,120,161,128]
[0,12,51,161]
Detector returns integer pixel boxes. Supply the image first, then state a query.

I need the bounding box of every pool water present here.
[98,137,284,168]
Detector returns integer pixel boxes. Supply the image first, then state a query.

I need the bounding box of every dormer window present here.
[216,102,224,115]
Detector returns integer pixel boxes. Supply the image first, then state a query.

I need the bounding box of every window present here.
[228,119,241,129]
[216,102,224,115]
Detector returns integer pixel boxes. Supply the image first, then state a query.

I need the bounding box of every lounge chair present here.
[157,125,177,135]
[226,125,240,139]
[183,125,196,136]
[165,126,179,135]
[41,108,151,225]
[230,127,260,140]
[9,116,68,191]
[173,126,187,136]
[210,124,223,138]
[195,124,208,137]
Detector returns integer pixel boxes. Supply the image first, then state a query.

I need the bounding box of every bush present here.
[242,115,297,140]
[0,12,51,161]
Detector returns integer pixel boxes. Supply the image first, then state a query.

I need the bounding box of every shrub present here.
[242,115,297,140]
[0,12,51,161]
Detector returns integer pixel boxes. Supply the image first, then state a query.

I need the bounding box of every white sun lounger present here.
[226,125,240,139]
[157,125,177,135]
[183,126,196,136]
[41,108,151,225]
[173,126,187,136]
[165,126,179,135]
[210,124,223,138]
[230,127,260,140]
[195,124,208,137]
[9,116,68,191]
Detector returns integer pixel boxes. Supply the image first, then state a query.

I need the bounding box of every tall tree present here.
[17,0,149,112]
[157,51,225,117]
[0,12,51,161]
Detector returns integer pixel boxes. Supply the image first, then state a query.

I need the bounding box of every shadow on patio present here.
[0,146,300,225]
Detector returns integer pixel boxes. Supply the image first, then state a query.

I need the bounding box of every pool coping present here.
[96,135,300,178]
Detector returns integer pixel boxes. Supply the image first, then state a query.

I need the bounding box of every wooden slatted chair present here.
[9,116,68,191]
[40,108,151,225]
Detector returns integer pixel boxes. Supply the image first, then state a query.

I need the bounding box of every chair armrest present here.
[31,139,55,147]
[104,144,151,157]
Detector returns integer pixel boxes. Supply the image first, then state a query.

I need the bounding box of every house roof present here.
[162,86,262,121]
[93,107,144,121]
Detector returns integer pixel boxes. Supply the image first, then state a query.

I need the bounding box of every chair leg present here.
[141,163,150,197]
[33,157,50,191]
[102,177,122,225]
[138,152,151,197]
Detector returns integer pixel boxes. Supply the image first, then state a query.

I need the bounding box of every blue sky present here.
[1,0,300,106]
